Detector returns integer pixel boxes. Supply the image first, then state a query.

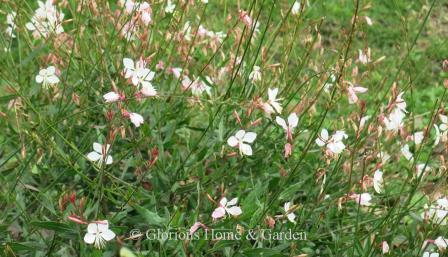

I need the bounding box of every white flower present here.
[384,108,406,132]
[276,113,299,140]
[364,16,373,26]
[416,163,431,177]
[412,131,424,145]
[440,114,448,131]
[315,129,348,155]
[227,130,257,156]
[249,66,262,82]
[434,236,448,251]
[423,252,439,257]
[87,142,113,165]
[347,84,368,104]
[6,12,17,38]
[382,241,389,254]
[123,0,152,25]
[373,170,383,194]
[129,113,144,127]
[201,0,209,3]
[358,48,371,64]
[353,193,372,206]
[434,124,441,146]
[283,202,296,224]
[191,77,212,96]
[123,58,155,87]
[165,0,176,13]
[377,151,390,164]
[262,88,282,115]
[212,197,242,219]
[359,115,370,129]
[26,0,64,38]
[35,66,60,88]
[423,197,448,225]
[141,83,157,97]
[395,92,407,113]
[103,92,120,103]
[401,144,413,161]
[291,1,301,15]
[84,220,116,249]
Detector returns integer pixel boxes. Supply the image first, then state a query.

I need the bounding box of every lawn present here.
[0,0,448,256]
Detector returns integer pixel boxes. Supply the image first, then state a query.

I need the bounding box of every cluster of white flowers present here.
[181,76,212,97]
[383,92,407,132]
[5,12,17,38]
[422,197,448,225]
[26,0,64,38]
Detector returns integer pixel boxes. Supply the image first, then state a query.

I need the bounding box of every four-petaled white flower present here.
[262,88,282,115]
[227,130,257,156]
[276,113,298,141]
[212,197,242,219]
[103,92,121,103]
[373,170,383,194]
[84,220,116,249]
[283,202,296,224]
[36,66,60,88]
[87,142,113,165]
[315,129,348,155]
[129,112,144,127]
[123,58,155,88]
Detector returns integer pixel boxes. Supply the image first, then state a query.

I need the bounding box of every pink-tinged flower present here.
[189,222,208,235]
[358,48,371,64]
[395,92,407,113]
[351,193,372,206]
[434,236,448,251]
[347,84,368,104]
[169,67,182,78]
[382,241,389,254]
[276,113,298,141]
[283,202,296,224]
[129,112,144,127]
[87,142,113,165]
[284,143,292,158]
[84,220,116,249]
[262,88,282,115]
[123,0,152,25]
[315,129,348,155]
[212,197,242,219]
[227,130,257,156]
[103,92,120,103]
[422,197,448,225]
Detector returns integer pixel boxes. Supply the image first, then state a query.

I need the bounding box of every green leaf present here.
[30,221,75,233]
[134,205,166,226]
